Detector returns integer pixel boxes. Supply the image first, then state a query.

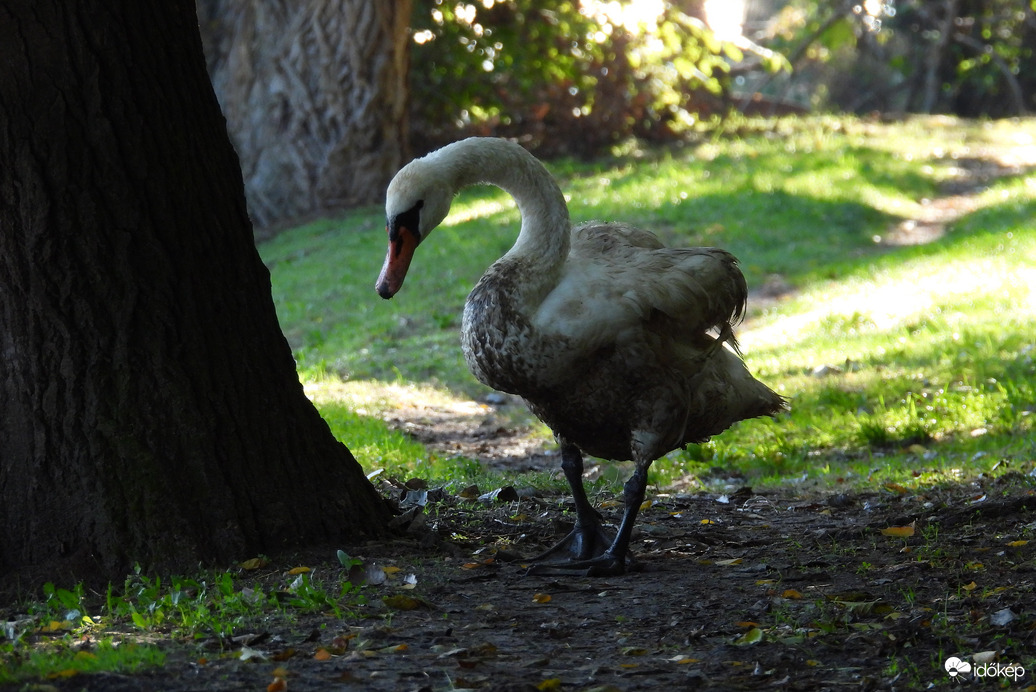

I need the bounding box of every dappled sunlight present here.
[741,255,1036,355]
[304,378,490,419]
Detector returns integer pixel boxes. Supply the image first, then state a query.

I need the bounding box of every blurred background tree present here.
[755,0,1035,116]
[198,0,1034,230]
[406,0,765,156]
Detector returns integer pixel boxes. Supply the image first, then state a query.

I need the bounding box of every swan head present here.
[375,160,454,299]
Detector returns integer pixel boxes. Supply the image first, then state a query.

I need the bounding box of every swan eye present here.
[388,200,424,243]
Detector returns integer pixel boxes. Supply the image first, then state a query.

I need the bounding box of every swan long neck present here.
[436,138,570,268]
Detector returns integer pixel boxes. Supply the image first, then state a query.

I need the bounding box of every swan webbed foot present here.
[525,519,617,564]
[525,551,633,577]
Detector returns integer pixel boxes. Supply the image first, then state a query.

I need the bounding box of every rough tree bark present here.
[198,0,412,230]
[0,1,392,587]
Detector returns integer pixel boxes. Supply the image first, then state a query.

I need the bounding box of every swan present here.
[376,137,786,576]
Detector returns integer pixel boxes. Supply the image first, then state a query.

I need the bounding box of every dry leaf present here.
[267,676,287,692]
[287,566,310,575]
[734,627,764,645]
[239,646,267,661]
[313,648,332,661]
[782,589,803,599]
[532,593,552,603]
[1006,540,1028,547]
[536,679,562,691]
[240,557,269,570]
[962,581,978,592]
[881,525,915,537]
[382,594,424,610]
[715,558,743,566]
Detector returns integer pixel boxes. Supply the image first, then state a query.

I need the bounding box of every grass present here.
[0,562,373,684]
[261,114,1036,495]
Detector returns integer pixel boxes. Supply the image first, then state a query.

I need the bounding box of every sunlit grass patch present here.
[263,116,1036,495]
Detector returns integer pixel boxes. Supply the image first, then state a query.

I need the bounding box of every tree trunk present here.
[198,0,412,231]
[0,0,392,587]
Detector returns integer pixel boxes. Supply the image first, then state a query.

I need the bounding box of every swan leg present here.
[526,444,615,568]
[527,453,650,577]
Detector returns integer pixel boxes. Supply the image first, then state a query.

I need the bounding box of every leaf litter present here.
[21,469,1033,691]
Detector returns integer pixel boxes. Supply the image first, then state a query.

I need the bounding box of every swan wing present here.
[533,222,748,349]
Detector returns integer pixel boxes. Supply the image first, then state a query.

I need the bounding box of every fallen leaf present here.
[382,594,424,610]
[537,679,562,691]
[365,564,387,585]
[734,627,764,645]
[884,482,909,494]
[961,581,978,592]
[287,566,310,575]
[735,621,759,628]
[239,646,267,662]
[267,676,287,692]
[478,486,518,502]
[700,519,715,525]
[313,648,332,661]
[240,557,269,570]
[271,667,290,678]
[990,608,1017,626]
[1006,540,1028,548]
[532,593,552,603]
[715,558,743,566]
[639,499,653,511]
[881,525,915,537]
[782,589,803,599]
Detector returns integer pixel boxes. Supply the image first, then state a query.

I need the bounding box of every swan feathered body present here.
[377,137,785,575]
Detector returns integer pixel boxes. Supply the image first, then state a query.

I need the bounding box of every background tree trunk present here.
[198,0,413,231]
[0,0,391,587]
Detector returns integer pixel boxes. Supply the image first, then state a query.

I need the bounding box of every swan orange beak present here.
[376,224,420,299]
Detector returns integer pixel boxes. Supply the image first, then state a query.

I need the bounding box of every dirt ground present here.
[26,476,1036,691]
[12,125,1036,691]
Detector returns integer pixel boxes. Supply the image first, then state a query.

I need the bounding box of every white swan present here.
[377,137,785,575]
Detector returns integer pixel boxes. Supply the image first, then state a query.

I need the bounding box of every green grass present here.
[0,562,372,683]
[259,115,1036,495]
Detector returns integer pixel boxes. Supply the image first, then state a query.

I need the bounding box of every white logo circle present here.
[945,657,972,677]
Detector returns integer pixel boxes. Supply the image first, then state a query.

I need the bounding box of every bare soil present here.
[26,477,1036,691]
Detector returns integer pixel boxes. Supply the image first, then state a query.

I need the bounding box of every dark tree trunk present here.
[197,0,413,230]
[0,0,391,587]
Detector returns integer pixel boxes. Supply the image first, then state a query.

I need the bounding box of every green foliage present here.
[767,0,1036,116]
[0,639,165,684]
[1,563,372,683]
[409,1,776,154]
